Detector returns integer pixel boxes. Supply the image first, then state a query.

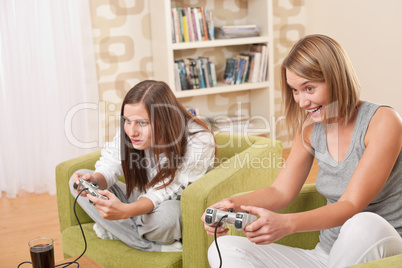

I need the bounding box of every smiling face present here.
[123,103,152,150]
[286,68,328,123]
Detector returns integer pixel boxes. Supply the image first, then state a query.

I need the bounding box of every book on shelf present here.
[181,9,190,42]
[174,57,217,91]
[171,6,214,43]
[174,59,188,91]
[223,58,236,85]
[223,44,269,85]
[215,25,260,39]
[174,62,181,91]
[250,44,269,82]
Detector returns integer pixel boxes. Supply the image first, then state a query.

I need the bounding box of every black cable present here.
[17,262,31,268]
[17,189,87,268]
[214,215,228,268]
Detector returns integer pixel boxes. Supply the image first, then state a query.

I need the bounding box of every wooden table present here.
[56,255,103,267]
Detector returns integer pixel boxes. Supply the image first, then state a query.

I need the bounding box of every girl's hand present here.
[87,190,128,220]
[201,198,236,237]
[241,205,292,245]
[72,172,95,196]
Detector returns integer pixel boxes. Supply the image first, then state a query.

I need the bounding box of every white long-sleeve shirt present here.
[94,122,215,208]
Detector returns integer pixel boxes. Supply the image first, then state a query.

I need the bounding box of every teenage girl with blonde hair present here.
[204,34,402,267]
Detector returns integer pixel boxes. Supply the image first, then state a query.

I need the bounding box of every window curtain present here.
[0,0,99,198]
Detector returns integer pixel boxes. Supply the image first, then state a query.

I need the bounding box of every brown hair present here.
[281,34,360,136]
[120,80,215,198]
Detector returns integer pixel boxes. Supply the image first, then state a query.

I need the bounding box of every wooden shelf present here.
[175,81,270,98]
[172,36,270,50]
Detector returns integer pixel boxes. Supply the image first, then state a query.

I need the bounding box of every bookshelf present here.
[150,0,275,138]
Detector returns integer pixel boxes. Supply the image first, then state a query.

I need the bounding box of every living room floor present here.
[0,148,317,267]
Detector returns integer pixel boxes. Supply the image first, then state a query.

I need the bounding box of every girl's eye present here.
[306,86,314,92]
[139,121,148,126]
[124,118,131,124]
[291,87,298,94]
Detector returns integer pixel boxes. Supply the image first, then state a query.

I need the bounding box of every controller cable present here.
[214,215,228,268]
[18,188,88,268]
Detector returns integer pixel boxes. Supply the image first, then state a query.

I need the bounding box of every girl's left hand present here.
[87,190,128,220]
[241,205,292,245]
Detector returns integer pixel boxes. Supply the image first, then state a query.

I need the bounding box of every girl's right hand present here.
[72,172,94,196]
[201,198,236,237]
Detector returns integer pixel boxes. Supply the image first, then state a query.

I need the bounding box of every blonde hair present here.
[281,34,360,136]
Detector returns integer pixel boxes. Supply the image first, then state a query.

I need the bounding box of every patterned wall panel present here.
[273,0,305,146]
[89,0,305,145]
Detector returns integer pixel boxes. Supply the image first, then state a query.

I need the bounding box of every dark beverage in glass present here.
[29,238,55,268]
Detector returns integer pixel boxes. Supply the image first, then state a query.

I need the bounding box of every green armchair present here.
[55,133,283,267]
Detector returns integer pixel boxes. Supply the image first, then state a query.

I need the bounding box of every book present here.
[184,59,194,89]
[175,59,188,90]
[215,25,260,39]
[196,59,206,88]
[200,7,209,41]
[189,59,200,89]
[250,44,268,82]
[174,62,181,91]
[171,11,175,43]
[223,58,236,85]
[204,8,212,40]
[210,62,217,87]
[192,7,202,42]
[250,51,261,83]
[235,57,246,85]
[181,9,190,42]
[238,55,250,83]
[172,9,181,43]
[198,57,213,88]
[240,53,252,82]
[177,8,185,43]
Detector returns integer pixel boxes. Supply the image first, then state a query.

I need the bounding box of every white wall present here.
[305,0,402,114]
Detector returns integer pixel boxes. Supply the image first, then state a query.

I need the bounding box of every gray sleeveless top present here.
[311,101,402,254]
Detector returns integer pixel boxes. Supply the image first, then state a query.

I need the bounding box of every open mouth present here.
[307,106,322,116]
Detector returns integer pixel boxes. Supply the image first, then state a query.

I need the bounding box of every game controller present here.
[73,177,108,203]
[205,208,257,230]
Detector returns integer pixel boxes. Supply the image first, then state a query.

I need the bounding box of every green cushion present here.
[62,223,182,268]
[346,254,402,267]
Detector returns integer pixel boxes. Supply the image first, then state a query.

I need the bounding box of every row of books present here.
[171,7,214,43]
[223,44,269,85]
[174,57,217,91]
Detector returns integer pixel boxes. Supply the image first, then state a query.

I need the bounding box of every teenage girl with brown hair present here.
[71,80,216,252]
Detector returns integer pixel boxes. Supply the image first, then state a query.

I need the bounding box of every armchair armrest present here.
[55,150,101,233]
[181,136,283,268]
[275,183,326,249]
[228,184,326,250]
